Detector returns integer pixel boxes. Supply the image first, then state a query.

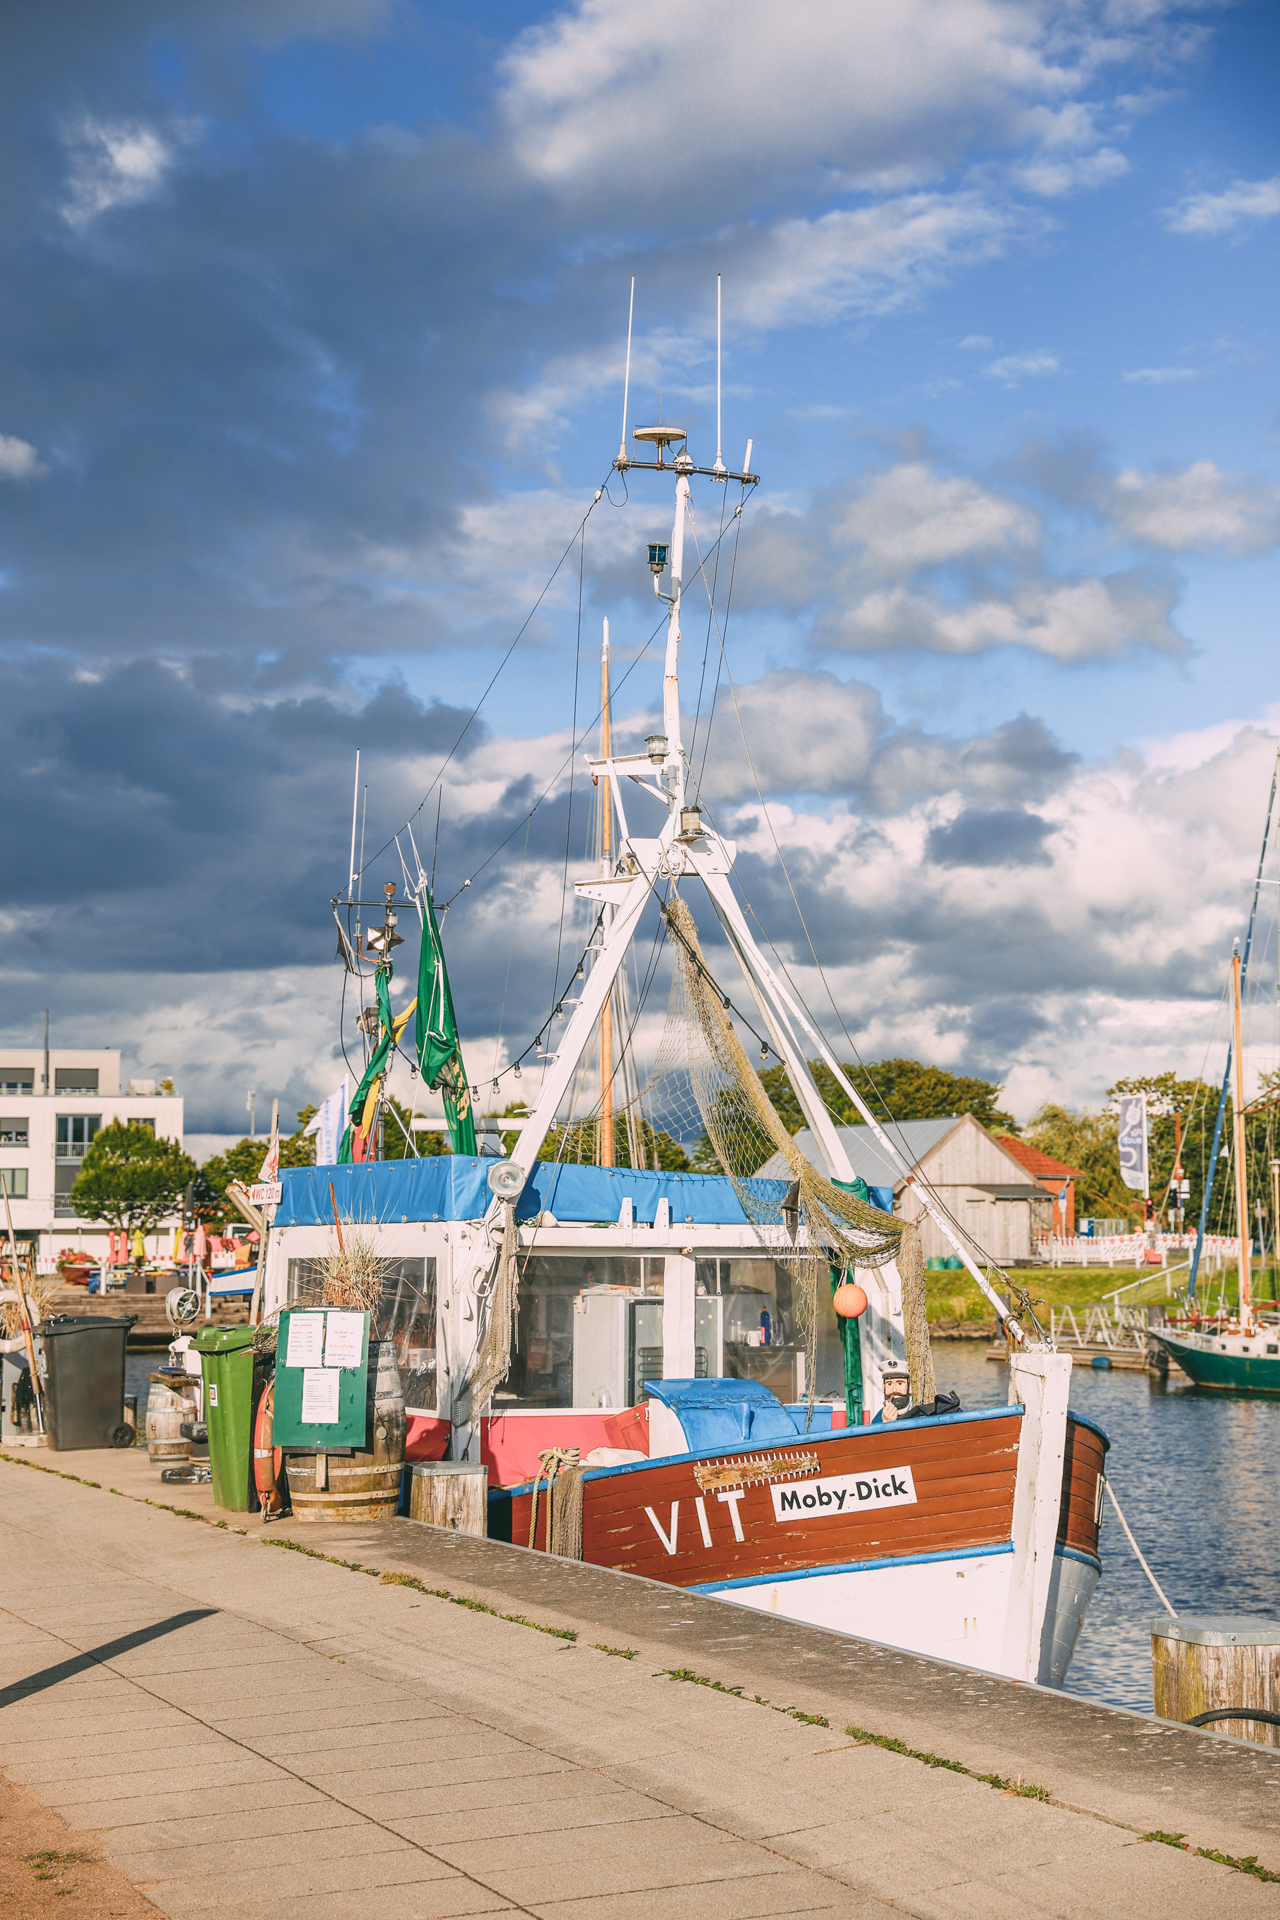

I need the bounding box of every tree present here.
[71,1122,197,1237]
[758,1057,1017,1136]
[198,1122,317,1222]
[1022,1105,1136,1223]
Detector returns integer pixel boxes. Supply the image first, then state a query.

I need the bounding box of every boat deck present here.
[2,1438,1278,1918]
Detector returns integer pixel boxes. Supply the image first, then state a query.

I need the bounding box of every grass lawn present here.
[925,1259,1280,1328]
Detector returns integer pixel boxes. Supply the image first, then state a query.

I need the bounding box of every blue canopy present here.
[275,1157,792,1228]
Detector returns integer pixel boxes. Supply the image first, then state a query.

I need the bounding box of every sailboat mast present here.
[599,619,614,1167]
[1232,940,1253,1324]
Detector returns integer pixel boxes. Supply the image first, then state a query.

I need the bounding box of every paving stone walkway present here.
[1,1446,1276,1919]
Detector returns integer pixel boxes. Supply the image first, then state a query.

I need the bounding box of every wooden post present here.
[409,1460,488,1535]
[1152,1617,1280,1747]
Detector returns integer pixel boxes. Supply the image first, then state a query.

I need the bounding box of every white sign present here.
[285,1313,324,1369]
[323,1311,364,1369]
[248,1182,282,1206]
[300,1367,340,1425]
[770,1465,918,1522]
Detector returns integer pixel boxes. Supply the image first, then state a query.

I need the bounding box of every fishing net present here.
[637,894,933,1404]
[462,891,934,1414]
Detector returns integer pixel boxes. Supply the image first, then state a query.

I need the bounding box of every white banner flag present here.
[303,1081,349,1167]
[1117,1093,1148,1192]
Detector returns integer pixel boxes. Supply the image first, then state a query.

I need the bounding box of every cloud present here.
[1014,146,1128,197]
[926,806,1052,867]
[1165,174,1280,239]
[984,349,1061,385]
[730,456,1185,661]
[837,461,1039,576]
[1011,437,1280,558]
[1121,365,1197,384]
[62,119,179,227]
[501,0,1180,210]
[0,435,41,480]
[731,192,1030,330]
[1109,461,1280,554]
[825,567,1182,660]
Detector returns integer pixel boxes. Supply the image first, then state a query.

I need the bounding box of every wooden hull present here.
[489,1404,1107,1685]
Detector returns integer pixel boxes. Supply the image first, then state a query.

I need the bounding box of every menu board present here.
[272,1307,370,1449]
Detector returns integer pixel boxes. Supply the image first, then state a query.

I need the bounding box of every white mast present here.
[488,350,1032,1348]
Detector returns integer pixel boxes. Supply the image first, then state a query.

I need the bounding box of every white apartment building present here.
[0,1049,185,1264]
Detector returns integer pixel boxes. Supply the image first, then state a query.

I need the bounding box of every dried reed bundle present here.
[1,1253,58,1339]
[313,1221,392,1316]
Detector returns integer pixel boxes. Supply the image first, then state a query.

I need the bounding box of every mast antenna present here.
[715,274,726,477]
[617,275,635,468]
[347,749,360,902]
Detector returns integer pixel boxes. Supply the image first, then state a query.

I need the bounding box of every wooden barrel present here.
[287,1341,406,1523]
[146,1374,197,1465]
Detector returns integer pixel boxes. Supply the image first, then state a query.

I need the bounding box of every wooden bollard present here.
[409,1461,488,1537]
[1152,1615,1280,1747]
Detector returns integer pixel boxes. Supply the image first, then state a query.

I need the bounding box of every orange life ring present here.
[253,1379,286,1517]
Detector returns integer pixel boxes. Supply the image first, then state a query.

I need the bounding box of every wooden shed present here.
[763,1114,1053,1265]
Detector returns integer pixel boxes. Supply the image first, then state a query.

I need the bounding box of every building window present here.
[0,1169,28,1198]
[0,1070,34,1095]
[0,1119,28,1146]
[55,1068,99,1093]
[56,1115,101,1159]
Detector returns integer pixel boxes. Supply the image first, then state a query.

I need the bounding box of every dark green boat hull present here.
[1150,1331,1280,1394]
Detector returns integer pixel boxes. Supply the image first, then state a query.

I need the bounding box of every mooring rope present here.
[527,1447,583,1559]
[1105,1478,1176,1616]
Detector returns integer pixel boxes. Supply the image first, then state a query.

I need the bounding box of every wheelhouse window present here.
[498,1254,661,1411]
[695,1256,845,1402]
[56,1115,101,1159]
[286,1256,437,1412]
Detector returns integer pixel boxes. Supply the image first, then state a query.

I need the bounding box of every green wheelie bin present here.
[192,1326,265,1511]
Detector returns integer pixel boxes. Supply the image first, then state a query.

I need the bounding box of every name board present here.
[770,1465,918,1521]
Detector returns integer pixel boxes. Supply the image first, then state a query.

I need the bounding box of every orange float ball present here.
[832,1281,868,1319]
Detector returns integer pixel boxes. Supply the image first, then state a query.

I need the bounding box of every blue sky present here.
[1,0,1278,1139]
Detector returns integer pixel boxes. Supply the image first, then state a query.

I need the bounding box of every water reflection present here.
[934,1342,1280,1712]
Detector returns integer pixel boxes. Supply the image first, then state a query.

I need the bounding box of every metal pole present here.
[1190,748,1280,1300]
[1232,944,1253,1325]
[599,620,613,1168]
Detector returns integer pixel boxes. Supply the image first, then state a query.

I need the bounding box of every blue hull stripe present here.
[688,1540,1015,1595]
[1055,1543,1101,1573]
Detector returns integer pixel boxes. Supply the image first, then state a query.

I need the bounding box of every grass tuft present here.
[594,1644,638,1659]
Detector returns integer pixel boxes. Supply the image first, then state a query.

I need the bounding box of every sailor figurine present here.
[873,1366,912,1423]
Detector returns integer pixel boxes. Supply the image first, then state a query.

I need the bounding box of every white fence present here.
[1035,1232,1239,1271]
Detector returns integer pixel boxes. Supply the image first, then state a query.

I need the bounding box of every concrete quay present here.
[2,1441,1278,1919]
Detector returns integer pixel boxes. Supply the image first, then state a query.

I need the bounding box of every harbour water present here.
[126,1342,1280,1716]
[937,1340,1280,1713]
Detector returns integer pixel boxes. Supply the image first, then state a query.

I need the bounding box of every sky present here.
[2,0,1279,1147]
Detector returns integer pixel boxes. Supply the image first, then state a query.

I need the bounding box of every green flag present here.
[416,887,476,1156]
[339,967,396,1164]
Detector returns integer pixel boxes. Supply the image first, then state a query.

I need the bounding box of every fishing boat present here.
[262,303,1109,1685]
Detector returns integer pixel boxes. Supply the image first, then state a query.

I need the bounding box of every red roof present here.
[996,1136,1085,1182]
